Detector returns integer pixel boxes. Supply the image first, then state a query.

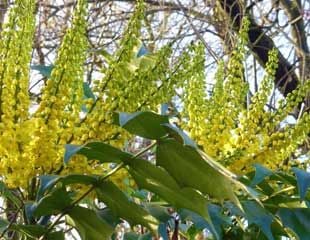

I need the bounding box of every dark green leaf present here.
[250,164,273,187]
[277,208,310,240]
[124,232,139,240]
[64,142,132,165]
[123,232,152,240]
[144,204,171,223]
[37,174,98,199]
[178,204,230,240]
[242,201,274,240]
[0,218,9,233]
[31,65,53,78]
[161,123,197,148]
[83,82,96,100]
[114,111,169,139]
[97,208,121,227]
[126,158,213,227]
[11,224,46,238]
[59,174,98,186]
[64,145,83,165]
[158,223,168,240]
[139,233,152,240]
[37,175,59,200]
[34,188,72,217]
[67,206,113,240]
[24,202,37,222]
[157,139,239,205]
[292,168,310,201]
[47,231,65,240]
[0,181,21,207]
[96,181,159,233]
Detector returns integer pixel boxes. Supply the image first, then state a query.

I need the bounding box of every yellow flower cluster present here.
[0,0,36,188]
[182,18,310,174]
[0,0,188,190]
[182,19,249,160]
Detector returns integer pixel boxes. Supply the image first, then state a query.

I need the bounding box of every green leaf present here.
[143,204,171,223]
[292,168,310,201]
[178,204,230,240]
[37,175,59,200]
[64,145,83,165]
[124,232,139,240]
[126,158,213,227]
[161,123,197,148]
[11,224,46,238]
[24,202,37,222]
[64,142,132,165]
[250,164,273,187]
[58,174,98,186]
[123,232,152,240]
[34,188,72,217]
[158,223,168,240]
[67,206,113,240]
[31,65,53,78]
[96,181,159,233]
[47,231,65,240]
[37,174,98,199]
[277,208,310,240]
[242,201,274,240]
[114,111,169,139]
[83,82,96,100]
[0,218,9,233]
[0,181,21,207]
[157,139,239,205]
[97,208,121,227]
[139,233,152,240]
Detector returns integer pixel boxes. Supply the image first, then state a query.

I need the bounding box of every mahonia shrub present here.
[0,0,190,190]
[181,18,310,174]
[0,0,308,193]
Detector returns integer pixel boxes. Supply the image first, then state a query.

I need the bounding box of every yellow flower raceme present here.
[0,0,36,188]
[181,18,310,174]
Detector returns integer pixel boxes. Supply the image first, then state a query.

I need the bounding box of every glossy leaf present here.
[11,224,46,238]
[144,204,171,223]
[37,174,98,200]
[46,231,65,240]
[250,164,273,187]
[277,208,310,240]
[34,188,72,217]
[83,82,96,100]
[292,168,310,201]
[31,65,54,78]
[64,142,132,165]
[97,208,121,227]
[0,181,21,207]
[67,206,113,240]
[178,204,230,240]
[126,158,213,227]
[242,201,274,240]
[96,181,159,233]
[157,139,239,205]
[0,218,8,233]
[161,123,197,148]
[37,175,59,200]
[158,223,169,240]
[114,111,169,139]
